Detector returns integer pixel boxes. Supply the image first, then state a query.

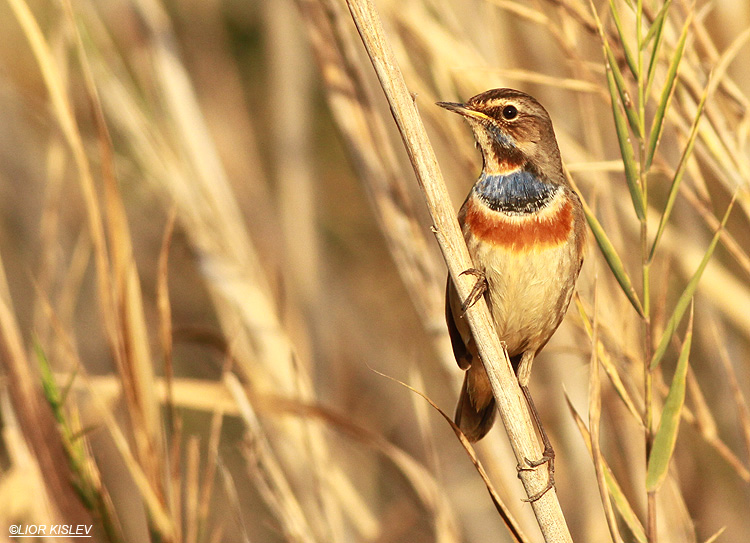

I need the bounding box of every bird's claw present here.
[517,446,555,502]
[459,268,487,314]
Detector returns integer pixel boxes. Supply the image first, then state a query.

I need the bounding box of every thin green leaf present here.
[591,0,644,219]
[609,0,638,79]
[579,193,645,317]
[588,0,641,138]
[565,395,647,543]
[608,0,639,80]
[646,306,693,491]
[605,64,646,220]
[605,466,647,543]
[649,77,710,262]
[643,0,671,48]
[644,0,672,92]
[645,14,692,169]
[650,196,735,369]
[34,340,62,415]
[605,40,642,137]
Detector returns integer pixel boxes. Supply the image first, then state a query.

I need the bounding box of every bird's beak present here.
[436,101,490,122]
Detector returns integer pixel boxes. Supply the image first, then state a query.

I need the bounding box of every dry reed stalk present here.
[184,435,201,543]
[296,0,453,369]
[2,0,749,540]
[342,0,573,540]
[88,4,365,538]
[227,374,319,543]
[265,0,320,310]
[587,281,625,543]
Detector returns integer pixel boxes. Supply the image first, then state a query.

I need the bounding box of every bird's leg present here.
[516,352,555,502]
[519,385,555,502]
[459,268,487,314]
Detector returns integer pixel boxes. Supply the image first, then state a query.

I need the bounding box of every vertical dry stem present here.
[343,0,572,540]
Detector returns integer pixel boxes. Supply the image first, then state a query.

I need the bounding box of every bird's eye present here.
[502,105,518,120]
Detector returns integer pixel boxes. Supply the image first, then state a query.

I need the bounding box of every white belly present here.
[467,239,579,356]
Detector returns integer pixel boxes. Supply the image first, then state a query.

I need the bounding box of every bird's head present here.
[437,88,563,181]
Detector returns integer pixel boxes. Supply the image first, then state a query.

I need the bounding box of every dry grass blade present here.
[6,0,116,346]
[680,185,750,280]
[575,295,643,422]
[80,374,175,537]
[565,395,647,543]
[63,0,168,521]
[198,410,224,541]
[712,321,750,467]
[371,368,529,543]
[216,458,252,543]
[184,436,201,543]
[296,0,450,367]
[246,376,462,543]
[158,207,178,436]
[587,280,624,543]
[703,526,727,543]
[227,374,318,543]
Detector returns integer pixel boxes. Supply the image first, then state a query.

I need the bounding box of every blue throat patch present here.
[474,170,558,214]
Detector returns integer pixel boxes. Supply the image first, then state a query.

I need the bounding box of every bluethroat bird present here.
[438,88,586,493]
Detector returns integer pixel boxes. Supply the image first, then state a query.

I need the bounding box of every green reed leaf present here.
[643,0,671,49]
[604,40,642,138]
[646,306,693,491]
[35,340,62,417]
[608,467,647,543]
[644,0,672,93]
[608,0,639,80]
[605,63,646,220]
[650,196,735,369]
[645,14,692,169]
[580,195,645,317]
[593,0,645,219]
[591,0,641,138]
[649,78,710,262]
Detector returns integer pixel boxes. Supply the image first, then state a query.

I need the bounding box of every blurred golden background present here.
[0,0,749,542]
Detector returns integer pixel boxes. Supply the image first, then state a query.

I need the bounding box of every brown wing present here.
[447,276,498,441]
[445,277,473,370]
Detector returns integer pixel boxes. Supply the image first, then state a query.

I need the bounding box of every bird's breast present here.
[459,188,583,356]
[463,187,574,252]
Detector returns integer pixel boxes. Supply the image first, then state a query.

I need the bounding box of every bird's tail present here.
[454,365,496,442]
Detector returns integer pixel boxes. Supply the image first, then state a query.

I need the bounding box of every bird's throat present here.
[474,170,558,214]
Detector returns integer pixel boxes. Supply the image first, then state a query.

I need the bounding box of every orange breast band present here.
[464,194,574,252]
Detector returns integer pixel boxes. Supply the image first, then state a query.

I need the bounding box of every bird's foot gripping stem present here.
[518,445,555,502]
[517,383,556,502]
[459,268,487,314]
